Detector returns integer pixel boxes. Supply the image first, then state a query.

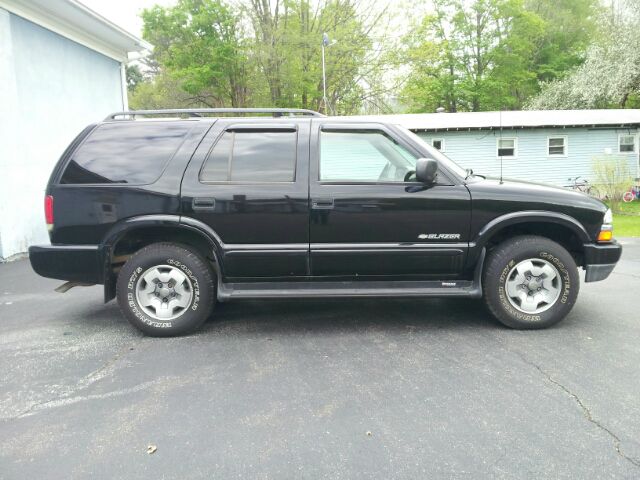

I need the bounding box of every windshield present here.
[395,125,469,179]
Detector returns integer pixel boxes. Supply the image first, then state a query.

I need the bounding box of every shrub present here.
[591,156,633,213]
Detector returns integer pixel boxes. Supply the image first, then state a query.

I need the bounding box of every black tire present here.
[482,235,579,329]
[116,243,215,336]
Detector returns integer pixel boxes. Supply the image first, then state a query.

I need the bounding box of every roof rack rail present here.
[105,108,325,121]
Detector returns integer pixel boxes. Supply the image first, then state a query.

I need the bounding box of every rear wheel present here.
[116,243,215,336]
[482,236,579,329]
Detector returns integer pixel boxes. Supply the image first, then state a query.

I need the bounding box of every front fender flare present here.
[466,210,591,266]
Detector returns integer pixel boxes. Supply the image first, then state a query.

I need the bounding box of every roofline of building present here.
[409,124,640,132]
[346,110,640,132]
[0,0,152,62]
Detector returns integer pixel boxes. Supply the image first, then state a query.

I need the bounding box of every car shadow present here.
[74,296,502,337]
[199,297,503,336]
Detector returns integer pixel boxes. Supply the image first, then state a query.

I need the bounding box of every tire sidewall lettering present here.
[127,266,142,291]
[496,251,573,322]
[166,258,201,311]
[497,259,542,321]
[539,251,572,304]
[126,291,173,328]
[125,258,201,328]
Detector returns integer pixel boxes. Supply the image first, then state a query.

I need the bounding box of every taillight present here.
[45,195,54,226]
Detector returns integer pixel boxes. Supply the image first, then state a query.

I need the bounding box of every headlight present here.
[598,208,613,242]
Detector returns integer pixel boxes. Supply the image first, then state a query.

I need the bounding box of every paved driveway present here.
[1,241,639,479]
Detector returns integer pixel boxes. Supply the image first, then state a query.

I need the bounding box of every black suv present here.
[29,108,622,336]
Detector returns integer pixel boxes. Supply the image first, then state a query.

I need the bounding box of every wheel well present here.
[484,222,585,266]
[105,226,220,302]
[111,225,218,266]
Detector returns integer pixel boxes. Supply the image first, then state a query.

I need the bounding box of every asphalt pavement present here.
[1,241,639,479]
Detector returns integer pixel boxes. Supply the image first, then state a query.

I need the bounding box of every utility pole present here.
[321,33,332,115]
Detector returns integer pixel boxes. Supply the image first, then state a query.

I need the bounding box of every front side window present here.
[497,138,517,158]
[200,129,297,182]
[619,134,637,153]
[61,122,191,184]
[320,130,417,182]
[548,136,567,156]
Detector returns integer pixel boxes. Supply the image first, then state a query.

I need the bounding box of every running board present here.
[217,279,481,301]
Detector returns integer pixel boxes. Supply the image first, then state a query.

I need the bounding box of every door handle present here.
[192,197,216,211]
[311,198,334,209]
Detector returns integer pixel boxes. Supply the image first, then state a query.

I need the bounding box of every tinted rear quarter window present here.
[200,130,297,183]
[60,122,192,184]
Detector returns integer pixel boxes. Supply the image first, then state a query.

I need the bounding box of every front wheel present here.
[482,236,579,329]
[116,243,215,336]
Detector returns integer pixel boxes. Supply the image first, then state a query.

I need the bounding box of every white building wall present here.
[0,9,124,259]
[417,127,640,186]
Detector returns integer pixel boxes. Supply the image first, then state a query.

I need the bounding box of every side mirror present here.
[415,157,438,184]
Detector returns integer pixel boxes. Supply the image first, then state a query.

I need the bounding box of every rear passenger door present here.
[181,118,310,279]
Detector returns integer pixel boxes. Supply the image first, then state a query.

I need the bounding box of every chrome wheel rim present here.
[504,258,561,314]
[135,264,193,321]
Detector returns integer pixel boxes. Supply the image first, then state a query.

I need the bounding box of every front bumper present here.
[29,244,103,284]
[583,241,622,283]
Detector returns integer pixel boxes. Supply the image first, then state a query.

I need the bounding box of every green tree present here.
[140,0,252,107]
[528,0,640,109]
[133,0,394,113]
[245,0,391,114]
[525,0,600,83]
[399,11,458,112]
[129,72,199,109]
[125,64,145,93]
[400,0,598,112]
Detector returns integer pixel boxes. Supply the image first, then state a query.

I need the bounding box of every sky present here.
[78,0,418,39]
[79,0,176,37]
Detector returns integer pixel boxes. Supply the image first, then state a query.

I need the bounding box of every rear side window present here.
[200,129,297,183]
[60,122,191,184]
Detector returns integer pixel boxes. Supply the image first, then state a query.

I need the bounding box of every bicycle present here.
[565,176,600,198]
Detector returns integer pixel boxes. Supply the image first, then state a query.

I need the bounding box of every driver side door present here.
[309,122,471,278]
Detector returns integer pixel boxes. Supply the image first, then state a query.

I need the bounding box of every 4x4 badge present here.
[418,233,461,240]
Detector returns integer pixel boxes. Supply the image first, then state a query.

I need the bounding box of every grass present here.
[614,214,640,237]
[615,200,640,215]
[606,200,640,237]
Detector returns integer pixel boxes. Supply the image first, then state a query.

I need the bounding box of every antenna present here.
[499,110,504,184]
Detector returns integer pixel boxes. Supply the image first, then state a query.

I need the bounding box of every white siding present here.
[417,128,640,186]
[0,9,124,258]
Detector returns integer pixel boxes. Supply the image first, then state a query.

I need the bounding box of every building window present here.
[619,134,637,153]
[432,138,445,151]
[548,136,567,156]
[497,138,517,158]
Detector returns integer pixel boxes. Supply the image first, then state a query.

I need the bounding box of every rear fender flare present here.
[101,215,225,301]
